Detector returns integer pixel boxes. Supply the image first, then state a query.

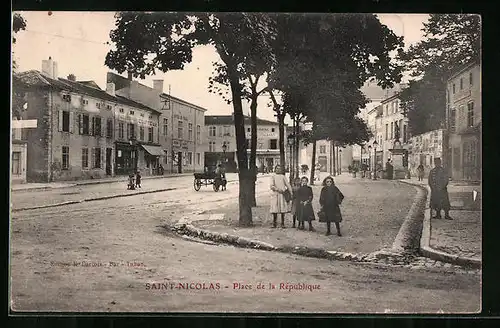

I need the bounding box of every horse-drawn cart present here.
[193,172,223,192]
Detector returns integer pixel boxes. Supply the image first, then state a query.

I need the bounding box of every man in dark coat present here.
[428,158,452,220]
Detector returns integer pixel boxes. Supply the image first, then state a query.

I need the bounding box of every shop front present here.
[141,144,165,175]
[115,142,137,176]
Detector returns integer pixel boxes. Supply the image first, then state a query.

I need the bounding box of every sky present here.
[12,12,429,123]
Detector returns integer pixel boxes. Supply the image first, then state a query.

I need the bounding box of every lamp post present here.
[129,135,138,173]
[222,141,227,165]
[368,145,372,179]
[338,148,342,175]
[287,134,294,182]
[373,140,378,180]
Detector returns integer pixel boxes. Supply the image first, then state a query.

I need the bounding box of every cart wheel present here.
[213,181,220,192]
[194,179,202,191]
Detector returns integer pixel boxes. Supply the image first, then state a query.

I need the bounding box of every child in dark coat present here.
[319,176,344,236]
[296,176,315,231]
[291,177,301,228]
[135,170,142,188]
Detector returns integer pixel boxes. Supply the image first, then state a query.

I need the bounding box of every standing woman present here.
[269,164,293,228]
[319,176,345,236]
[296,176,316,231]
[291,177,301,228]
[417,163,425,181]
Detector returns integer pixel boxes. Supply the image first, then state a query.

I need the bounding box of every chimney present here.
[41,57,54,78]
[153,79,164,93]
[52,61,58,79]
[106,82,116,96]
[67,74,76,81]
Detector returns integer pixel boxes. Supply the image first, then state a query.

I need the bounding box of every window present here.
[399,119,403,138]
[78,114,90,135]
[450,108,456,133]
[390,122,394,139]
[118,122,124,139]
[119,108,124,113]
[196,153,201,165]
[164,150,168,164]
[62,111,70,132]
[270,139,277,149]
[187,152,193,165]
[460,77,463,90]
[127,123,135,139]
[106,119,113,138]
[403,125,408,143]
[452,83,456,94]
[94,116,102,136]
[62,146,69,170]
[271,128,275,133]
[319,145,326,153]
[139,126,145,141]
[209,141,216,152]
[82,99,88,105]
[467,102,474,127]
[196,125,201,143]
[209,126,216,137]
[92,147,101,169]
[188,123,193,140]
[469,72,473,86]
[385,124,388,140]
[11,152,21,175]
[178,121,183,139]
[106,104,112,110]
[82,148,89,169]
[96,102,102,109]
[247,127,250,132]
[129,110,134,115]
[225,142,230,152]
[163,118,168,136]
[148,127,153,142]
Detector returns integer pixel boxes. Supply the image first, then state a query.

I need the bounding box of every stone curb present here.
[391,182,428,254]
[12,187,178,212]
[400,180,482,270]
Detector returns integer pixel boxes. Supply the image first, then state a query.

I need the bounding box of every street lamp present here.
[338,148,342,175]
[368,145,372,179]
[287,134,295,182]
[373,140,378,180]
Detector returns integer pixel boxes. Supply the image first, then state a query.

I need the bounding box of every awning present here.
[141,144,165,156]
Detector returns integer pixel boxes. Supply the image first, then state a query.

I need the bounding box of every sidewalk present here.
[401,178,482,267]
[179,175,417,256]
[10,172,193,192]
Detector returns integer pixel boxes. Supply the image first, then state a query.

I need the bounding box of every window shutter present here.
[91,148,95,169]
[100,148,104,169]
[58,110,63,131]
[77,114,82,135]
[90,117,94,136]
[69,112,74,133]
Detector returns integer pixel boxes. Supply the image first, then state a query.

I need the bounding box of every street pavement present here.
[10,174,480,312]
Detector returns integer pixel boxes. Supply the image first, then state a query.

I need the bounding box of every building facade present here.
[407,129,447,178]
[11,120,28,184]
[204,115,285,172]
[446,61,481,181]
[107,72,206,174]
[14,58,161,182]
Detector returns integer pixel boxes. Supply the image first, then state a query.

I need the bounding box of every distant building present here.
[107,72,207,174]
[408,129,447,178]
[446,61,481,181]
[14,58,161,182]
[204,115,285,172]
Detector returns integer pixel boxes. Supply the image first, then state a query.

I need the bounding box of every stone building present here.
[14,58,161,182]
[107,72,206,174]
[204,115,285,172]
[407,129,447,178]
[446,60,481,181]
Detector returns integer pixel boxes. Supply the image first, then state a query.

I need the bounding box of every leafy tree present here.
[12,13,27,119]
[398,14,481,134]
[12,13,27,45]
[105,12,276,226]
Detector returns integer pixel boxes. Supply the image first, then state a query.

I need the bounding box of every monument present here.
[388,122,407,179]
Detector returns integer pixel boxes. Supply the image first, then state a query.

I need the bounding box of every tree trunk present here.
[278,112,286,170]
[294,116,300,179]
[310,139,317,185]
[332,141,336,177]
[228,73,252,226]
[249,96,258,207]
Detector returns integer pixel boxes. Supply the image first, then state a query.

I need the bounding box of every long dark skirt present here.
[430,187,451,211]
[319,205,343,223]
[297,203,315,222]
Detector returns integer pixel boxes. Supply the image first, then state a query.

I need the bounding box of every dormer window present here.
[130,111,135,115]
[119,108,124,113]
[106,104,112,110]
[96,102,102,109]
[149,115,152,119]
[82,99,89,105]
[62,94,71,102]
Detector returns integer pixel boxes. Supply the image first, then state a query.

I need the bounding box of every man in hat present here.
[428,158,452,220]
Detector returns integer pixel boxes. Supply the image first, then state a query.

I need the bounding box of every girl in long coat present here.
[291,177,301,228]
[319,176,345,236]
[296,176,316,231]
[269,165,293,228]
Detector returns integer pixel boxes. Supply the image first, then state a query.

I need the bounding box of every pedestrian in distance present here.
[417,164,425,181]
[291,177,302,228]
[269,164,293,228]
[135,170,142,188]
[319,176,345,236]
[128,172,136,190]
[296,176,316,231]
[428,158,452,220]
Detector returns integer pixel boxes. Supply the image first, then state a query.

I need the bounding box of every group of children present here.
[127,171,142,190]
[289,176,344,236]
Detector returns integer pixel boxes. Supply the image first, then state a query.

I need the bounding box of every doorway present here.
[106,148,112,176]
[177,152,183,173]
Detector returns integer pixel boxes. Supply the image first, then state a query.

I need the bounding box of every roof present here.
[448,59,481,81]
[205,115,282,126]
[15,70,161,115]
[107,72,208,112]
